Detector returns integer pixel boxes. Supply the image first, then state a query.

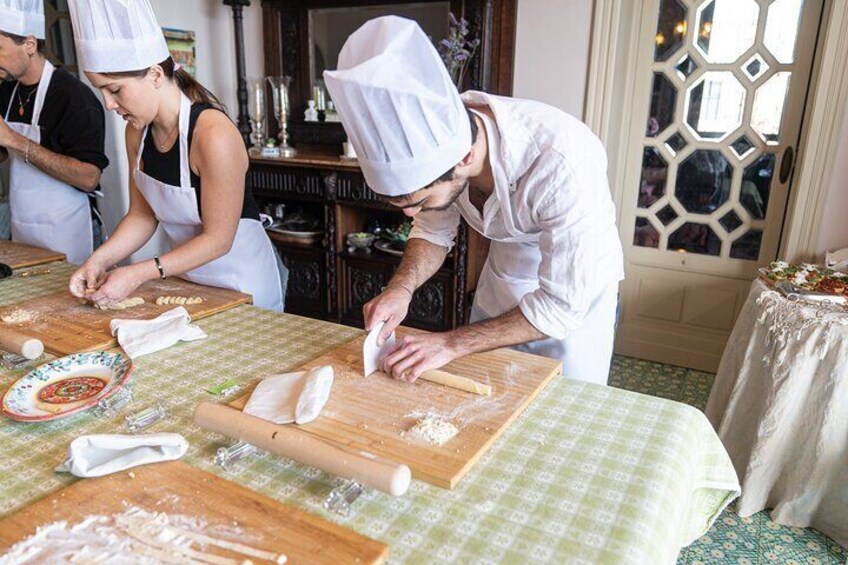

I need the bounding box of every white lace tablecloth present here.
[706,278,848,546]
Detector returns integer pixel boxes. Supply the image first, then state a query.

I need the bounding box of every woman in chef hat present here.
[66,0,287,311]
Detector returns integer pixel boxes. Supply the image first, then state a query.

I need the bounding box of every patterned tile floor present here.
[609,356,847,565]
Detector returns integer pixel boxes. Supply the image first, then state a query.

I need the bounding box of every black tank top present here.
[141,102,260,220]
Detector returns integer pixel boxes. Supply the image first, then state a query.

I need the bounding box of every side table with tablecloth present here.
[706,278,848,547]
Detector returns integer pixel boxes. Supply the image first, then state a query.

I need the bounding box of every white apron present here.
[465,109,617,386]
[134,94,283,311]
[6,61,93,265]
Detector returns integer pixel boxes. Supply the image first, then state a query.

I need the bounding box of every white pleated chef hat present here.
[0,0,45,40]
[67,0,170,73]
[324,16,471,197]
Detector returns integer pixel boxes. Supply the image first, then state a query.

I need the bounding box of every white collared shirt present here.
[408,91,625,339]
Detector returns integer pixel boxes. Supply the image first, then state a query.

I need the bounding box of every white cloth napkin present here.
[243,365,334,425]
[110,307,207,359]
[55,433,188,478]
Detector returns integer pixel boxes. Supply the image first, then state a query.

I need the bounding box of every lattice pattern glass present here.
[636,0,809,263]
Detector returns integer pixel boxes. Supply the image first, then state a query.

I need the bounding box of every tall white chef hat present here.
[0,0,45,40]
[324,16,471,197]
[68,0,170,73]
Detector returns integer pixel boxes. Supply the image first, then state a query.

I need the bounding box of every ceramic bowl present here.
[346,232,376,250]
[1,351,133,422]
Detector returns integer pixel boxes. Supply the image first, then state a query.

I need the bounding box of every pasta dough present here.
[96,297,145,311]
[155,296,204,306]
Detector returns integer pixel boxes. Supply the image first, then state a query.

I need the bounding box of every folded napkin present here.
[110,307,207,359]
[55,433,188,478]
[244,365,334,425]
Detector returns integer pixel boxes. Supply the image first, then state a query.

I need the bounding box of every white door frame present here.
[586,0,848,264]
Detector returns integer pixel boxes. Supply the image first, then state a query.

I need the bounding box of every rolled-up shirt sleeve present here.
[518,165,603,340]
[408,205,461,251]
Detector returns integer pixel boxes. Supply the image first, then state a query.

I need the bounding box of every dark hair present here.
[103,57,226,113]
[0,31,45,54]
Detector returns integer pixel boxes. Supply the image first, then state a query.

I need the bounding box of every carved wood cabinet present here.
[249,154,486,331]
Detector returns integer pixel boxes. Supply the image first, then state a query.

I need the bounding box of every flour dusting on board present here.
[0,309,38,324]
[404,415,459,446]
[0,507,286,564]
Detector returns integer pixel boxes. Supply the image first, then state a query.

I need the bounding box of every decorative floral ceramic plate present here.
[1,351,133,422]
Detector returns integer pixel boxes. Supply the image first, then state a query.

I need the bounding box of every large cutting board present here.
[231,331,562,489]
[0,240,65,269]
[0,461,389,564]
[0,278,252,356]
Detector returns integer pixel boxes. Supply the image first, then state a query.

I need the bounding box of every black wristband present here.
[153,255,166,280]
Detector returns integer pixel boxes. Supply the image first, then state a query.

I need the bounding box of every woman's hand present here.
[87,265,147,307]
[69,258,108,298]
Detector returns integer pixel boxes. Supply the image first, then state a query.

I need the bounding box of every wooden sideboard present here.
[248,153,487,332]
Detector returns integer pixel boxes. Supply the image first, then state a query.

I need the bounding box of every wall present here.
[512,0,593,118]
[815,97,848,257]
[98,0,264,261]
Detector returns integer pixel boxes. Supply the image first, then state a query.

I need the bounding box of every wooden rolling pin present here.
[0,327,43,359]
[194,402,411,496]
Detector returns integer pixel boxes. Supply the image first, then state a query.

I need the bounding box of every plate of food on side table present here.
[1,351,133,422]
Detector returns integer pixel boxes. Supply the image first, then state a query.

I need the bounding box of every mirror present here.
[309,2,450,87]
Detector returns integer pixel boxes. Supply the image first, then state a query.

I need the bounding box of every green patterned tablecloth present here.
[0,264,740,564]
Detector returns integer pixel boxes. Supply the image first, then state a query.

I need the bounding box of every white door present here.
[615,0,824,371]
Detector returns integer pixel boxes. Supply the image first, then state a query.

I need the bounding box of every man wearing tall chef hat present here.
[325,16,624,385]
[0,0,108,264]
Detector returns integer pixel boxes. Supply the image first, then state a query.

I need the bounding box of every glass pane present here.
[730,135,755,159]
[668,222,722,256]
[741,153,776,219]
[730,230,764,260]
[719,210,743,232]
[657,205,679,225]
[647,73,677,137]
[665,132,688,155]
[686,72,745,140]
[764,0,804,64]
[752,72,791,145]
[634,218,660,248]
[654,0,687,62]
[676,150,733,214]
[675,55,699,81]
[696,0,759,64]
[743,54,769,81]
[639,147,667,208]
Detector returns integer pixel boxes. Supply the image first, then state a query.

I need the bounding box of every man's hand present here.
[380,332,459,382]
[363,284,413,345]
[0,117,24,151]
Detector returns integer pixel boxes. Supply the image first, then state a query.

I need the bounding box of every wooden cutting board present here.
[0,241,65,269]
[231,330,562,489]
[0,278,252,356]
[0,461,388,564]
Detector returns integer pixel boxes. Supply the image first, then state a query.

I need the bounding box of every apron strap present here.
[31,61,54,127]
[178,93,192,189]
[135,93,193,189]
